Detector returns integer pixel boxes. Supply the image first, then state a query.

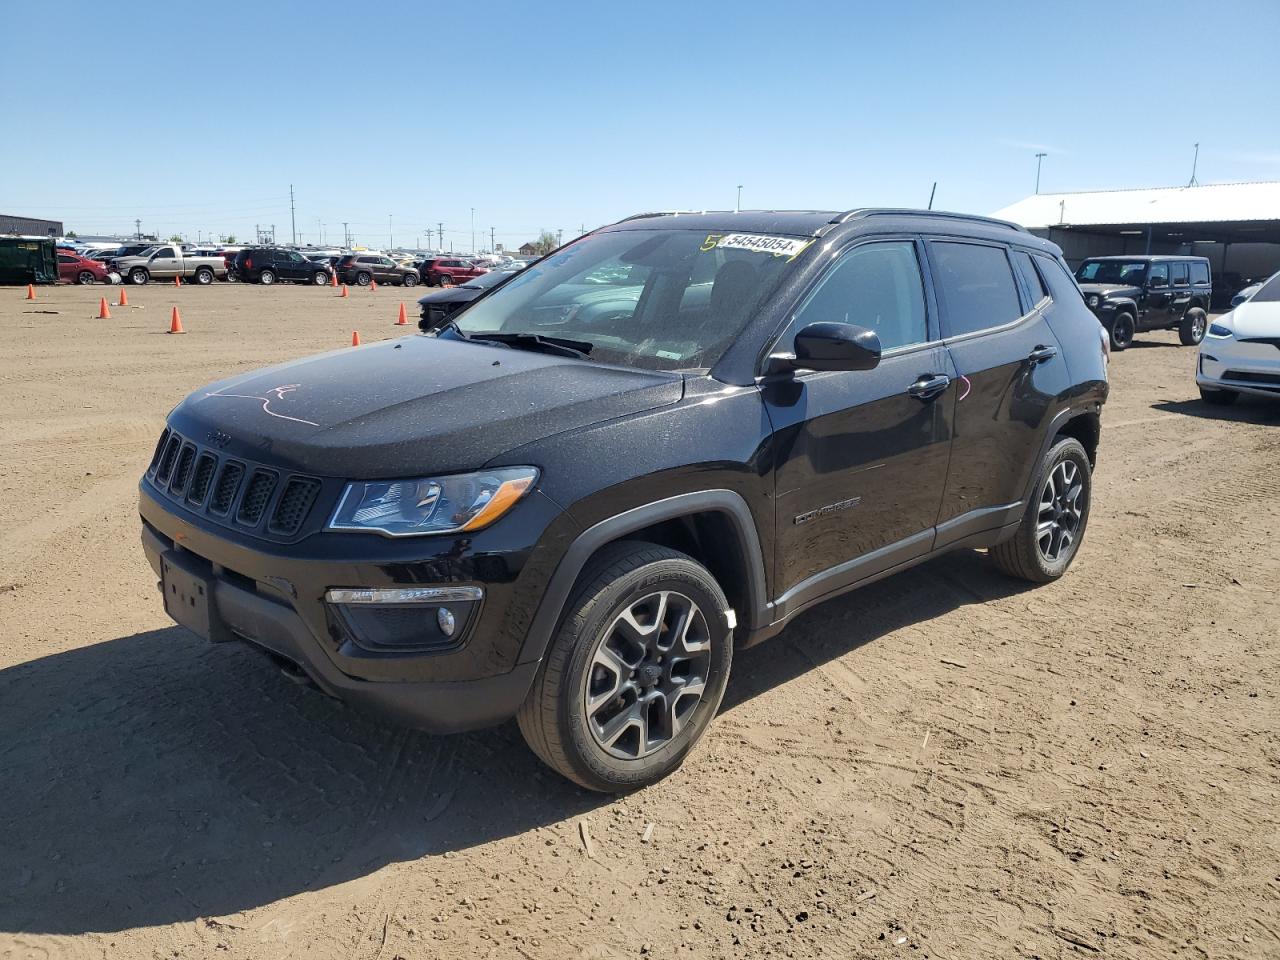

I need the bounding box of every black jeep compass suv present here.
[140,209,1108,791]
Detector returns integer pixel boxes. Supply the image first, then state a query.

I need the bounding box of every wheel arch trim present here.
[516,489,769,665]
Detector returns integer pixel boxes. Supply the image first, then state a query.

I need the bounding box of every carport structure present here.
[994,181,1280,307]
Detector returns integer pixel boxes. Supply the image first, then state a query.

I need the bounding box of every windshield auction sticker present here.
[702,233,814,260]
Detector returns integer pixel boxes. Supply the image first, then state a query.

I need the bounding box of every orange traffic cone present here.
[168,306,185,334]
[174,274,181,287]
[370,278,378,292]
[339,284,349,298]
[351,330,361,346]
[396,302,407,325]
[117,287,129,307]
[98,296,111,319]
[330,271,338,288]
[25,283,35,300]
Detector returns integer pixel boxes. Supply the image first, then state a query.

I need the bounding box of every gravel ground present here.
[1,282,1277,960]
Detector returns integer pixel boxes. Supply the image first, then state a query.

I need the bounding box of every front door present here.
[765,238,954,612]
[150,246,178,277]
[1142,262,1172,328]
[926,239,1070,539]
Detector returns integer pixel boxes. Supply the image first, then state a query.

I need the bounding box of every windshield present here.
[447,228,804,371]
[1076,260,1147,285]
[1252,272,1280,303]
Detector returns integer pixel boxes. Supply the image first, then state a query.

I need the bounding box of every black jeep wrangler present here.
[1075,255,1212,350]
[140,209,1108,792]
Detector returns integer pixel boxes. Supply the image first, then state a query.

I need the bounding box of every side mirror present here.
[767,322,882,375]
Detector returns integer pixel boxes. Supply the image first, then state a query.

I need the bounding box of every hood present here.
[417,286,484,308]
[1078,283,1141,298]
[167,335,684,478]
[1223,300,1280,340]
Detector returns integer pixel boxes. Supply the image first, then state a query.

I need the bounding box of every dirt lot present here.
[1,282,1277,960]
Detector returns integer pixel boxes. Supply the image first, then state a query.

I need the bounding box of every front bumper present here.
[139,480,567,732]
[1197,340,1280,399]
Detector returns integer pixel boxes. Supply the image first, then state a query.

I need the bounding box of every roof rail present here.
[613,210,708,223]
[831,208,1028,233]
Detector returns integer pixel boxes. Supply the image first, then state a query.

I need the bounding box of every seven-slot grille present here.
[145,427,323,537]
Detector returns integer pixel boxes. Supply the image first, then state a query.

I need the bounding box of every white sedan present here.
[1197,274,1280,405]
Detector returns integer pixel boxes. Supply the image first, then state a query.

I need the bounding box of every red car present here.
[425,257,488,286]
[57,251,113,285]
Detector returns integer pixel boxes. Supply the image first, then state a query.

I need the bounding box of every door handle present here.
[1028,344,1058,364]
[908,373,951,400]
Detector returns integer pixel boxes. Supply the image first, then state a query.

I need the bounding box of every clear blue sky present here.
[4,0,1279,249]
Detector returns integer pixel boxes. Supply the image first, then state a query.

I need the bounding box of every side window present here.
[1148,263,1170,288]
[1012,250,1048,304]
[930,241,1024,338]
[290,252,305,263]
[153,247,174,259]
[791,240,928,352]
[1034,254,1087,306]
[1190,261,1210,285]
[1172,262,1189,287]
[58,255,76,263]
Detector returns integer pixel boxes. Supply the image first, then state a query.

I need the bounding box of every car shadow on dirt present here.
[0,551,1029,936]
[1151,397,1280,423]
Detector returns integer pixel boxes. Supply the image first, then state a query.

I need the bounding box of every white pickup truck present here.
[111,245,229,285]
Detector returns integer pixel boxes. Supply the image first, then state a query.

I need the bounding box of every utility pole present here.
[557,229,563,247]
[1189,142,1201,187]
[438,222,444,251]
[289,184,297,245]
[470,208,475,255]
[389,214,394,251]
[342,222,349,248]
[135,218,141,239]
[735,184,743,213]
[1034,153,1047,194]
[490,226,495,253]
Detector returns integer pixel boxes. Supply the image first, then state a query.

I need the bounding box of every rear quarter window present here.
[929,241,1024,338]
[1190,261,1210,284]
[1034,254,1087,306]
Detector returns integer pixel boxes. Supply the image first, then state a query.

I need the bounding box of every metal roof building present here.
[993,181,1280,305]
[0,213,64,237]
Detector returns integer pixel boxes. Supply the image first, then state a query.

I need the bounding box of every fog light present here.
[437,606,456,637]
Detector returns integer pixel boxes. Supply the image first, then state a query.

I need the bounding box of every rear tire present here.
[990,437,1091,583]
[77,271,96,285]
[517,542,733,792]
[1108,312,1135,351]
[355,271,372,286]
[1199,386,1239,406]
[1179,307,1208,345]
[259,269,276,285]
[438,274,453,286]
[194,267,214,285]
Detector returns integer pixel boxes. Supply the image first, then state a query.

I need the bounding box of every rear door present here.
[926,238,1071,545]
[1170,261,1192,320]
[765,238,954,610]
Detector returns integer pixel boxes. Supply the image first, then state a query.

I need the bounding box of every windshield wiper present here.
[465,331,594,359]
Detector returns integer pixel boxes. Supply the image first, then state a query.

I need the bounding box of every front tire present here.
[129,267,149,285]
[312,271,329,285]
[1179,307,1208,345]
[402,273,418,287]
[1199,386,1239,406]
[990,437,1091,583]
[517,542,733,792]
[1108,312,1135,351]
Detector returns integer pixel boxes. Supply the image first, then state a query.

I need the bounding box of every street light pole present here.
[470,207,475,255]
[736,184,743,213]
[388,214,394,252]
[1034,152,1047,194]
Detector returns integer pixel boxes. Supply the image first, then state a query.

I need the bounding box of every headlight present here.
[1206,322,1234,339]
[327,467,537,536]
[1087,294,1099,307]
